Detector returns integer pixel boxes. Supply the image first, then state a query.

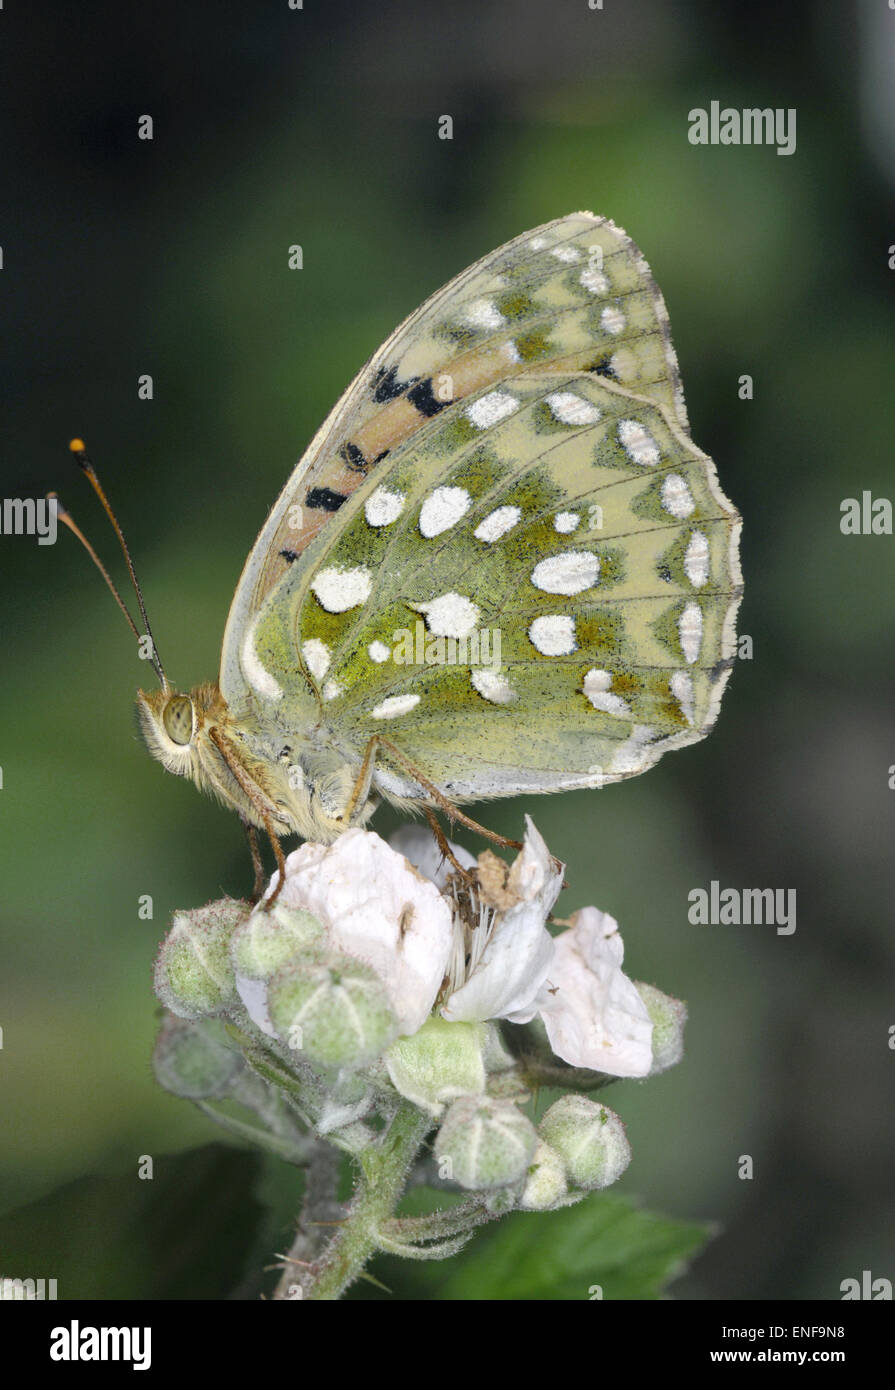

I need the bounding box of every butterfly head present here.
[136,682,222,779]
[136,680,274,825]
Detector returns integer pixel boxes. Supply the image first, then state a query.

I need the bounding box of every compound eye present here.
[163,695,194,745]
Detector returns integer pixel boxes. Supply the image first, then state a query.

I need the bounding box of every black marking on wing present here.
[658,563,672,583]
[306,486,348,511]
[340,442,369,474]
[373,364,420,403]
[279,549,299,562]
[587,354,618,379]
[406,377,449,417]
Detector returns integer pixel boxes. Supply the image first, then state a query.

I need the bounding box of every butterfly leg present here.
[240,817,266,905]
[421,804,475,878]
[341,733,379,828]
[350,733,524,854]
[209,727,287,909]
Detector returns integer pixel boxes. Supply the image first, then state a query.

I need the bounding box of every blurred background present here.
[1,0,893,1299]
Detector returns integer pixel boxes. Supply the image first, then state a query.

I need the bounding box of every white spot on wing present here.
[463,297,505,330]
[466,390,520,430]
[554,511,580,533]
[419,486,472,538]
[679,602,703,664]
[471,669,515,704]
[670,671,695,725]
[416,592,480,638]
[242,615,283,702]
[474,505,521,543]
[322,679,343,702]
[580,266,609,294]
[529,614,576,656]
[610,724,656,773]
[601,306,626,335]
[365,486,406,527]
[368,640,390,663]
[371,694,421,720]
[531,551,600,595]
[684,530,710,588]
[546,391,601,426]
[618,418,660,467]
[301,638,330,681]
[582,668,630,717]
[551,244,581,263]
[661,473,695,518]
[311,565,372,613]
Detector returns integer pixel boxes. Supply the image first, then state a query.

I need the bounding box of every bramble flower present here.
[230,817,655,1076]
[152,816,688,1299]
[397,823,655,1078]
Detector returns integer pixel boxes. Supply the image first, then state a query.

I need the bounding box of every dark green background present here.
[2,0,893,1299]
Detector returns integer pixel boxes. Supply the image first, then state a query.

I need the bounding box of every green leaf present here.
[443,1192,711,1300]
[0,1144,271,1300]
[351,1190,712,1300]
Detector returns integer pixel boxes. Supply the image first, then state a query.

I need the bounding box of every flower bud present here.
[386,1016,486,1114]
[519,1141,568,1211]
[434,1095,537,1191]
[316,1070,375,1135]
[635,982,687,1074]
[267,952,398,1069]
[483,1023,517,1074]
[539,1095,631,1190]
[152,1015,243,1099]
[230,904,324,980]
[154,900,248,1019]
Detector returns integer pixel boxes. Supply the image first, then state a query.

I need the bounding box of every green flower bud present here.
[268,952,397,1069]
[539,1095,631,1190]
[316,1070,375,1135]
[435,1095,537,1192]
[483,1022,517,1074]
[519,1140,569,1211]
[386,1016,486,1114]
[152,1015,243,1099]
[484,1024,530,1102]
[230,904,324,980]
[154,899,248,1019]
[635,982,687,1074]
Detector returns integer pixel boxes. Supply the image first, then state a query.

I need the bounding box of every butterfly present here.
[62,212,742,895]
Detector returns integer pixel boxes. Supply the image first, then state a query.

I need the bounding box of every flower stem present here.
[273,1102,433,1301]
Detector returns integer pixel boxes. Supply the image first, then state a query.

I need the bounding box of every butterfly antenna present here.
[55,438,170,691]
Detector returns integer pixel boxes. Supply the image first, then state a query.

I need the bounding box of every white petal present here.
[269,830,453,1036]
[505,815,564,914]
[441,901,554,1023]
[389,825,476,891]
[235,972,276,1037]
[441,817,563,1024]
[539,907,653,1076]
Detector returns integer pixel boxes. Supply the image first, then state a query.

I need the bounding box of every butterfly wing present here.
[221,211,691,713]
[243,363,741,800]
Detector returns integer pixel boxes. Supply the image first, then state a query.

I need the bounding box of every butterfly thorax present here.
[136,681,377,844]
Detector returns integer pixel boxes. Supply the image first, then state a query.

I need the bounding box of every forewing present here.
[221,211,688,707]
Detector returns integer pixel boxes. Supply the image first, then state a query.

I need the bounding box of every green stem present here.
[273,1102,432,1301]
